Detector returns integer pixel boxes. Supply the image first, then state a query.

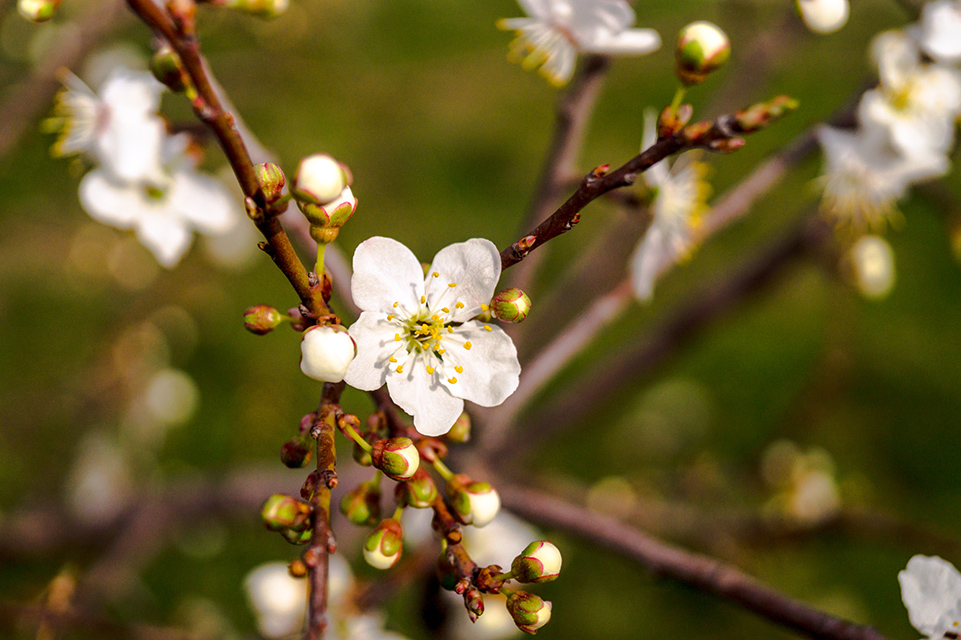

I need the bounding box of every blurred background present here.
[2,0,961,638]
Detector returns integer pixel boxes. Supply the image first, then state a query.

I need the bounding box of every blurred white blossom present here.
[761,440,841,526]
[899,555,961,639]
[849,234,896,299]
[244,563,307,638]
[499,0,660,85]
[910,0,961,65]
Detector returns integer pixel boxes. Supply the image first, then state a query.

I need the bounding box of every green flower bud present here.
[447,475,501,528]
[446,412,472,443]
[149,45,187,93]
[18,0,60,22]
[224,0,288,18]
[506,592,552,634]
[280,434,312,469]
[255,162,286,204]
[292,154,356,243]
[463,586,484,623]
[491,288,532,323]
[281,527,313,545]
[395,468,438,509]
[243,304,283,335]
[372,437,420,481]
[261,494,310,532]
[363,519,403,570]
[340,480,381,526]
[675,21,731,86]
[511,541,562,583]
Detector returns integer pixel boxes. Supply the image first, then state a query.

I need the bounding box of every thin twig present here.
[498,482,892,640]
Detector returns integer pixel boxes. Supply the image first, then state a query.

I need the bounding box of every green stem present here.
[492,571,513,582]
[315,241,327,280]
[391,505,404,521]
[670,86,687,115]
[432,458,455,482]
[341,419,372,452]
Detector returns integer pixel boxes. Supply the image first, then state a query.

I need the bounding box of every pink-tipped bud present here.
[150,45,188,93]
[340,481,381,526]
[255,162,286,204]
[18,0,60,21]
[280,435,312,469]
[675,21,731,86]
[446,412,472,443]
[261,494,311,532]
[447,475,501,528]
[395,468,438,509]
[511,541,563,583]
[244,304,283,335]
[506,592,552,634]
[363,519,403,570]
[371,437,420,481]
[491,288,532,323]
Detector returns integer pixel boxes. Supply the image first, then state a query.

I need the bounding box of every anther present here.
[481,304,489,311]
[463,341,472,350]
[397,365,404,373]
[394,334,401,341]
[387,314,394,321]
[448,377,457,384]
[483,325,492,332]
[448,283,457,288]
[455,302,465,309]
[420,295,426,304]
[455,365,463,373]
[426,366,435,374]
[389,356,397,363]
[432,272,439,278]
[441,307,450,313]
[393,301,399,308]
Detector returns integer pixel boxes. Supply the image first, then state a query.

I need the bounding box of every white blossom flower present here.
[859,31,961,159]
[794,0,849,34]
[49,68,167,184]
[629,109,711,301]
[243,562,307,638]
[344,237,520,437]
[899,555,961,639]
[910,0,961,65]
[78,135,237,268]
[816,125,948,231]
[499,0,661,86]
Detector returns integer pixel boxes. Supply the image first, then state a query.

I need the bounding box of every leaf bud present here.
[281,527,313,545]
[463,586,485,623]
[447,475,501,528]
[511,541,562,583]
[18,0,60,22]
[363,519,404,570]
[280,434,313,469]
[675,21,731,86]
[261,494,311,532]
[149,45,188,93]
[446,412,472,443]
[225,0,288,18]
[299,324,356,383]
[491,288,532,323]
[395,468,438,508]
[795,0,848,34]
[506,592,552,634]
[371,437,420,481]
[255,162,286,204]
[244,304,283,335]
[340,480,381,526]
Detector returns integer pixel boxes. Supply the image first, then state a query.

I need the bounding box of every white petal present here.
[899,555,961,638]
[425,239,501,321]
[343,312,399,391]
[583,28,662,55]
[168,168,238,234]
[569,0,635,43]
[351,237,425,313]
[99,69,165,117]
[136,208,193,268]
[913,0,961,64]
[95,114,166,184]
[439,322,520,407]
[629,225,672,301]
[78,170,141,228]
[386,361,464,436]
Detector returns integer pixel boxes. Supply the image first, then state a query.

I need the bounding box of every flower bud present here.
[446,412,472,443]
[506,592,552,634]
[371,437,420,481]
[463,586,485,623]
[225,0,288,18]
[447,475,501,528]
[511,541,562,583]
[280,434,313,469]
[299,324,356,383]
[288,559,308,578]
[363,519,404,570]
[255,162,286,204]
[795,0,848,34]
[491,288,531,323]
[261,494,311,532]
[282,527,313,545]
[244,304,283,335]
[18,0,60,22]
[395,468,438,508]
[675,21,730,86]
[292,154,356,241]
[149,45,187,93]
[340,481,381,526]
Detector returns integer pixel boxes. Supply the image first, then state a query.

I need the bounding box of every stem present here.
[669,87,687,115]
[315,242,327,281]
[432,458,455,482]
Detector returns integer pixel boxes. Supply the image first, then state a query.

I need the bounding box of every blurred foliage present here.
[1,0,961,639]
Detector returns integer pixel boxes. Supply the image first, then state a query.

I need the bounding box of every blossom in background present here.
[910,0,961,65]
[794,0,849,34]
[849,234,896,299]
[860,31,961,159]
[78,134,236,268]
[816,124,948,231]
[899,555,961,640]
[344,237,520,437]
[629,109,711,301]
[760,440,841,526]
[49,68,167,184]
[498,0,660,86]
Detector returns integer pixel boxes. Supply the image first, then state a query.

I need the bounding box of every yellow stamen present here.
[387,314,395,321]
[396,365,404,373]
[394,333,401,341]
[389,357,397,363]
[426,366,435,374]
[441,307,450,313]
[455,302,465,309]
[447,327,453,333]
[432,272,439,277]
[438,349,446,355]
[464,341,472,350]
[455,365,463,373]
[448,283,457,288]
[481,304,489,311]
[420,295,426,304]
[393,301,399,308]
[484,325,492,332]
[431,315,440,322]
[448,377,457,384]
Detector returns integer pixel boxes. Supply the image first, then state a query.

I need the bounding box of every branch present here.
[498,482,892,640]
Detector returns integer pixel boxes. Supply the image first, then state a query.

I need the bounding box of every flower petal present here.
[95,114,166,184]
[899,555,961,638]
[351,237,425,313]
[136,208,193,268]
[582,28,661,55]
[439,322,520,407]
[344,312,398,391]
[569,0,636,45]
[78,170,141,228]
[386,361,464,436]
[425,238,501,321]
[168,168,238,235]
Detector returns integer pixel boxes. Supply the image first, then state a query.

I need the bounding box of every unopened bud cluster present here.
[364,518,404,569]
[447,474,501,528]
[292,154,357,245]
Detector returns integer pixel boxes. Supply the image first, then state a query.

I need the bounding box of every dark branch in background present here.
[499,482,892,640]
[0,601,199,640]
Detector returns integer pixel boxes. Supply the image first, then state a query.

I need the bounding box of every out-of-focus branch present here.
[0,0,130,163]
[498,482,892,640]
[0,600,199,640]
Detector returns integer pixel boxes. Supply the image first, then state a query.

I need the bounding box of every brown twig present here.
[498,482,892,640]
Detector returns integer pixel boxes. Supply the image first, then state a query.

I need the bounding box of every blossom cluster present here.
[49,67,237,267]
